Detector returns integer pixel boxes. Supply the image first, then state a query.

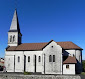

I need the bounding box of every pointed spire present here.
[9,9,21,33]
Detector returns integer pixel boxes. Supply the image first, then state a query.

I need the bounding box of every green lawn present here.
[81,72,85,75]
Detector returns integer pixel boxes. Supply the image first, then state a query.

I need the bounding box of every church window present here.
[66,65,69,69]
[18,56,20,62]
[28,56,30,62]
[39,56,41,62]
[49,55,52,62]
[53,55,55,62]
[73,54,75,56]
[51,46,53,48]
[13,35,15,42]
[10,35,12,42]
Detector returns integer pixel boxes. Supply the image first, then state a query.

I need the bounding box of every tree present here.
[82,60,85,72]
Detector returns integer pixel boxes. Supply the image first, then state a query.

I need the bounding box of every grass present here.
[24,72,31,75]
[81,72,85,75]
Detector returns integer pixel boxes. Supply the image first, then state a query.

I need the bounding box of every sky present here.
[0,0,85,60]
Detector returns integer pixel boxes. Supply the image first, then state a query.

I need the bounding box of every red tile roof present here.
[6,41,83,51]
[8,43,48,51]
[63,56,77,64]
[57,41,82,50]
[0,62,4,64]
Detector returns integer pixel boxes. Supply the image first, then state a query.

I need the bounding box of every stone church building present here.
[5,9,83,75]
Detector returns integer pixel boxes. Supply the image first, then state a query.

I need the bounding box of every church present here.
[5,9,83,75]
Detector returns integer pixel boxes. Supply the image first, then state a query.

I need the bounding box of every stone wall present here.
[0,75,81,79]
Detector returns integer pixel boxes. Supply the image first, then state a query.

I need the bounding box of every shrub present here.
[82,60,85,72]
[81,72,85,75]
[24,72,31,75]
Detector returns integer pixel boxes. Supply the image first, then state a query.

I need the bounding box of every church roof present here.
[6,41,83,51]
[63,56,77,64]
[8,9,21,33]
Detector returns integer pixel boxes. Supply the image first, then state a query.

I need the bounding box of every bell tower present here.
[8,9,22,46]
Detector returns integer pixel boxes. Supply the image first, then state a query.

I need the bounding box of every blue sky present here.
[0,0,85,60]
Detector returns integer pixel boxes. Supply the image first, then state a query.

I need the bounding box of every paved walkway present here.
[0,72,83,79]
[0,72,24,75]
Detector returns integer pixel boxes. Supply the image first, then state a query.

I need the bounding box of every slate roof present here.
[6,41,83,51]
[63,56,77,64]
[9,9,21,34]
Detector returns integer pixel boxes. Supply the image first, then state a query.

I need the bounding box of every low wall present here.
[0,75,81,79]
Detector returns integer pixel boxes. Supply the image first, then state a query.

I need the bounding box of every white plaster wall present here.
[5,51,24,72]
[63,49,82,73]
[24,51,43,73]
[75,50,82,63]
[43,41,62,74]
[64,50,82,63]
[5,41,63,74]
[5,55,14,72]
[5,51,16,56]
[8,32,18,46]
[63,64,75,75]
[5,50,43,73]
[75,50,82,73]
[64,50,75,56]
[15,51,24,72]
[5,41,82,74]
[5,51,15,72]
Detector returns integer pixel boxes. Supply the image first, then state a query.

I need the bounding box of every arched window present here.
[10,35,12,42]
[28,56,30,62]
[66,65,69,69]
[53,55,55,62]
[18,56,20,62]
[39,56,41,62]
[13,35,15,42]
[73,54,75,56]
[49,55,52,62]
